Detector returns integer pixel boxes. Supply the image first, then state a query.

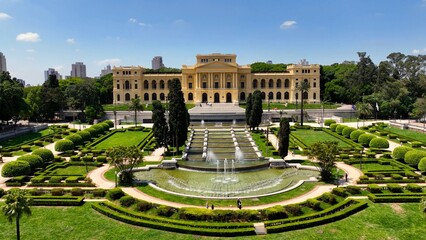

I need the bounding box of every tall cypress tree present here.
[152,100,168,150]
[278,118,290,159]
[245,93,252,126]
[167,79,189,152]
[249,90,263,131]
[39,75,64,120]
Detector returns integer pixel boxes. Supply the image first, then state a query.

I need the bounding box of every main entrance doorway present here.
[214,93,220,103]
[202,93,208,103]
[226,93,232,103]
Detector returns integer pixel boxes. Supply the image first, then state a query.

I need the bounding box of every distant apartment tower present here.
[100,64,112,77]
[70,62,87,78]
[0,52,7,72]
[44,68,62,81]
[151,56,164,70]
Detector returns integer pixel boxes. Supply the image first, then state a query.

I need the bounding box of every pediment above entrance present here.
[195,61,238,71]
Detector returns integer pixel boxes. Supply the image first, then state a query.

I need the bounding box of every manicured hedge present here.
[350,130,364,142]
[85,128,98,138]
[66,134,84,146]
[55,139,74,152]
[404,150,426,166]
[104,120,114,128]
[418,157,426,172]
[32,148,54,163]
[406,183,423,192]
[1,160,31,177]
[107,188,125,200]
[17,155,43,171]
[335,125,345,135]
[392,146,412,160]
[369,138,389,149]
[358,134,376,147]
[29,196,84,206]
[119,195,136,207]
[329,123,338,132]
[324,119,336,126]
[76,130,92,141]
[368,193,426,203]
[342,127,356,138]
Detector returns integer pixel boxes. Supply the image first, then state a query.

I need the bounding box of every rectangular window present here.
[214,82,219,89]
[116,84,120,89]
[226,82,231,88]
[313,82,316,88]
[135,84,138,89]
[188,83,193,89]
[202,82,207,89]
[240,82,245,88]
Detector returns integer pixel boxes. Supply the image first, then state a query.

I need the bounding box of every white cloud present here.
[129,18,137,23]
[129,17,151,27]
[0,12,12,20]
[96,58,121,66]
[54,65,64,71]
[26,49,36,53]
[16,32,40,42]
[66,38,75,44]
[412,49,420,54]
[280,20,297,29]
[412,48,426,54]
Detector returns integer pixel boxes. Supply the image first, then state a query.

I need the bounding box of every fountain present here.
[201,120,205,126]
[235,148,244,162]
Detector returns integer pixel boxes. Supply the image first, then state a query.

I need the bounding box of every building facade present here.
[113,53,320,105]
[0,52,7,72]
[44,68,63,81]
[151,56,164,70]
[70,62,87,78]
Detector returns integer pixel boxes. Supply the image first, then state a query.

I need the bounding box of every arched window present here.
[284,92,289,100]
[125,80,130,90]
[144,93,149,101]
[268,79,273,88]
[304,79,309,87]
[268,92,273,100]
[313,93,317,99]
[303,92,308,100]
[276,92,282,100]
[160,93,165,101]
[125,93,130,101]
[144,80,149,89]
[160,80,165,89]
[226,93,232,103]
[117,94,120,101]
[284,79,290,88]
[240,92,246,101]
[261,92,266,100]
[252,79,258,88]
[152,80,157,89]
[152,93,157,101]
[188,93,193,101]
[261,79,266,89]
[276,79,282,88]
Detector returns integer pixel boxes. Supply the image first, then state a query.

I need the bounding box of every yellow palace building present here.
[112,53,320,105]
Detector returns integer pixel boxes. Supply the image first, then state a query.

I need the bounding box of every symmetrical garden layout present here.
[0,120,425,238]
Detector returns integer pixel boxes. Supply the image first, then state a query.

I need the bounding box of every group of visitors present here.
[205,199,242,210]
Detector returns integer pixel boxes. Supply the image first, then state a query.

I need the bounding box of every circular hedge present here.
[336,125,345,135]
[324,119,336,127]
[55,139,74,152]
[342,127,356,138]
[392,146,412,160]
[66,134,84,146]
[1,160,31,177]
[104,120,114,128]
[91,124,104,135]
[32,149,54,163]
[85,128,98,138]
[76,130,92,141]
[99,122,110,132]
[418,157,426,172]
[350,130,364,142]
[358,134,376,147]
[330,123,338,132]
[369,138,389,149]
[404,150,426,166]
[17,154,43,171]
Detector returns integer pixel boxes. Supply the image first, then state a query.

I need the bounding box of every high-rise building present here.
[0,52,7,72]
[70,62,87,78]
[100,64,112,77]
[151,56,164,70]
[44,68,62,81]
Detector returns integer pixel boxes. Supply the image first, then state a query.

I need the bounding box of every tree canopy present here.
[167,78,190,150]
[307,141,339,182]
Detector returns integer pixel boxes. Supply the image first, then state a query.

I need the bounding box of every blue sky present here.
[1,0,426,86]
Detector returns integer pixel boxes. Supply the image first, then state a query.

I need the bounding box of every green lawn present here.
[384,126,426,142]
[54,166,97,175]
[291,129,352,148]
[352,163,401,172]
[0,202,424,239]
[104,161,162,182]
[0,128,53,148]
[251,131,275,157]
[93,131,149,150]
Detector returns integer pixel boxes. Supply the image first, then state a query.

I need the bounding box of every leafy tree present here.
[245,93,253,126]
[249,90,263,131]
[95,73,113,104]
[152,100,168,150]
[84,105,104,124]
[411,97,426,119]
[24,86,42,122]
[106,145,143,184]
[347,52,377,103]
[355,101,372,121]
[65,80,100,115]
[307,141,339,182]
[296,80,310,126]
[2,189,32,240]
[167,79,190,152]
[0,71,26,123]
[128,97,143,127]
[250,62,287,72]
[278,118,290,159]
[39,75,65,120]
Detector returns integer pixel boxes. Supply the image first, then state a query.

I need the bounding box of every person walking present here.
[211,204,214,210]
[237,198,242,210]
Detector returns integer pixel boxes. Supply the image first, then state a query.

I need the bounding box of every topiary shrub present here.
[66,134,84,146]
[99,122,110,132]
[32,148,54,164]
[404,150,426,166]
[369,138,389,149]
[76,130,92,141]
[135,201,154,212]
[324,119,336,127]
[70,155,80,162]
[21,145,32,152]
[330,123,338,132]
[342,127,356,138]
[284,204,302,216]
[350,130,364,142]
[51,188,64,196]
[392,146,412,160]
[92,189,106,197]
[104,120,114,128]
[319,192,337,204]
[71,188,84,196]
[406,183,423,193]
[335,125,345,135]
[17,155,43,172]
[367,184,382,193]
[0,188,5,198]
[305,199,322,211]
[418,157,426,172]
[332,187,348,197]
[85,128,98,138]
[346,185,361,195]
[262,206,288,220]
[387,183,403,193]
[358,134,376,147]
[55,139,74,152]
[119,195,136,207]
[91,124,105,135]
[411,141,423,148]
[1,161,31,177]
[107,188,125,200]
[96,156,107,163]
[33,140,44,146]
[156,205,176,217]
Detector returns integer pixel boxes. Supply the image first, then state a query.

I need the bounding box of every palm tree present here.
[355,102,373,124]
[296,80,310,126]
[2,189,32,240]
[128,97,143,127]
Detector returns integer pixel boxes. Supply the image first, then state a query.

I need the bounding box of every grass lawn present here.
[104,162,162,182]
[0,128,52,148]
[93,131,149,150]
[54,166,98,175]
[251,131,275,157]
[352,163,401,172]
[0,202,424,239]
[384,126,426,142]
[291,129,352,148]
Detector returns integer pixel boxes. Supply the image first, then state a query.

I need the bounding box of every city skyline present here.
[0,0,425,85]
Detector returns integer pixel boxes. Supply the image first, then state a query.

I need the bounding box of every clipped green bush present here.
[319,192,337,204]
[324,119,336,127]
[135,201,154,212]
[76,130,92,141]
[32,148,54,163]
[367,184,382,193]
[358,134,376,147]
[284,204,302,216]
[335,125,345,135]
[96,156,107,163]
[411,141,423,148]
[342,127,356,138]
[329,123,338,132]
[404,150,426,166]
[156,205,176,217]
[107,188,125,200]
[262,206,288,220]
[21,145,32,152]
[332,187,348,197]
[55,139,74,152]
[51,188,64,196]
[418,157,426,172]
[66,134,84,146]
[33,140,44,146]
[17,155,43,171]
[0,188,5,198]
[369,138,389,149]
[85,128,98,138]
[119,195,136,207]
[392,146,412,160]
[70,155,80,161]
[104,120,114,128]
[71,188,84,196]
[92,189,106,197]
[91,124,105,135]
[350,130,364,142]
[346,185,361,195]
[406,183,423,193]
[305,199,322,210]
[1,161,31,177]
[99,122,110,132]
[387,183,403,193]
